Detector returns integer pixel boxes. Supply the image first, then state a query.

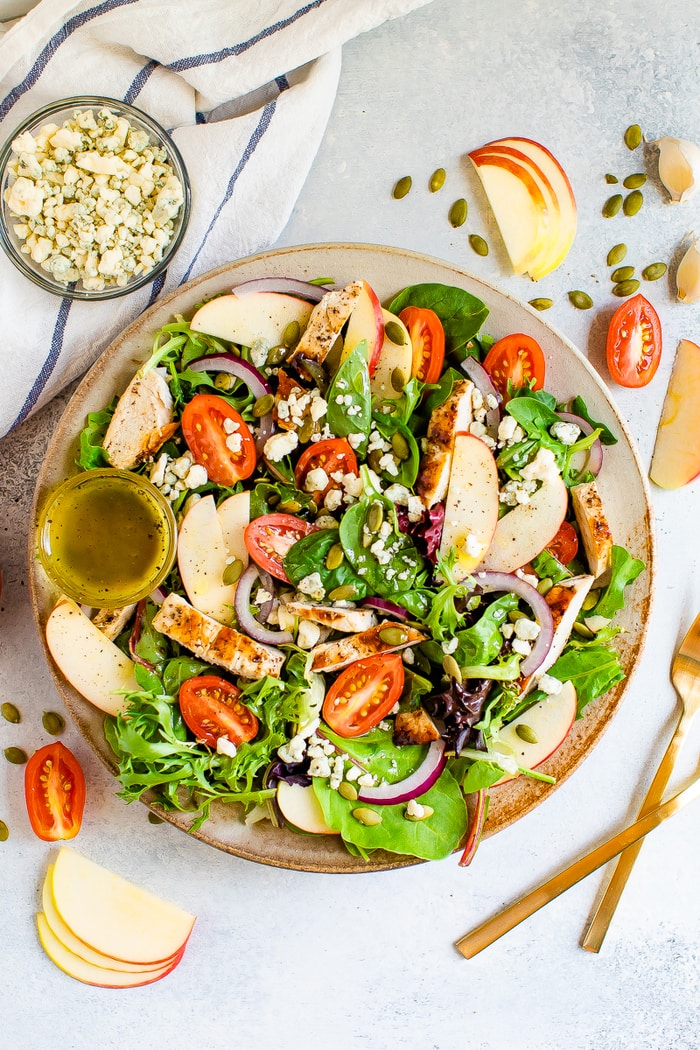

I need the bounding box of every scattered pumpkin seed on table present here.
[429,167,446,192]
[148,812,165,825]
[529,298,553,311]
[393,175,412,199]
[607,243,627,266]
[642,262,667,281]
[1,702,20,724]
[613,278,641,297]
[611,266,635,283]
[568,290,594,309]
[623,190,644,215]
[0,820,9,842]
[42,711,65,735]
[4,746,27,765]
[603,194,623,218]
[449,198,468,228]
[469,234,489,256]
[623,173,647,189]
[605,173,619,184]
[624,124,643,150]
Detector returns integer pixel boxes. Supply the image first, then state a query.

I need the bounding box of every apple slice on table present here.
[492,681,578,785]
[369,309,413,401]
[480,473,568,574]
[341,279,384,374]
[650,339,700,489]
[177,491,250,624]
[189,291,313,347]
[45,598,138,716]
[438,432,500,579]
[276,782,339,835]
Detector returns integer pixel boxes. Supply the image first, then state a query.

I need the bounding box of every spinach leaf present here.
[504,396,604,486]
[339,481,424,596]
[163,656,215,695]
[547,643,626,716]
[460,758,506,793]
[422,366,464,416]
[591,545,645,620]
[77,401,115,470]
[392,376,426,427]
[570,395,618,446]
[326,342,372,452]
[249,480,316,520]
[371,411,420,487]
[454,594,519,666]
[388,283,489,353]
[284,528,368,600]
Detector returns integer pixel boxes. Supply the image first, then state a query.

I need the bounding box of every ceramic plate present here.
[29,243,655,873]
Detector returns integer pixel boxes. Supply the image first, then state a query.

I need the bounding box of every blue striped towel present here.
[0,0,430,438]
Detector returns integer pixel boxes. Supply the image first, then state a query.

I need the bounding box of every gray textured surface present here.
[2,1,700,1047]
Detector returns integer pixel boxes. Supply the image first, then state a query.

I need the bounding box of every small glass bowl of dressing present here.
[37,469,177,608]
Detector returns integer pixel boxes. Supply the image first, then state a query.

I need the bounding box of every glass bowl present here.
[0,96,191,300]
[37,468,177,607]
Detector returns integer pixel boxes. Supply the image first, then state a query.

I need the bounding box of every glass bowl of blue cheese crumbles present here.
[0,96,191,299]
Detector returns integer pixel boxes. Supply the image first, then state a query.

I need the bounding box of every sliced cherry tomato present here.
[179,675,258,748]
[322,654,404,738]
[545,520,579,565]
[24,741,86,842]
[294,438,358,505]
[606,293,662,388]
[483,333,546,400]
[181,393,256,486]
[244,513,315,582]
[399,306,446,386]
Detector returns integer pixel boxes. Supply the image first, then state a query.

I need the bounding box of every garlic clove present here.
[655,137,700,203]
[676,236,700,303]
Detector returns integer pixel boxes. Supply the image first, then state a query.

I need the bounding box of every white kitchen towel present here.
[0,0,431,438]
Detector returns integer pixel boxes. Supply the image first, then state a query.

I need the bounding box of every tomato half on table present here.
[606,293,662,388]
[545,520,579,565]
[181,393,256,486]
[24,741,86,842]
[244,513,315,582]
[399,306,446,386]
[294,438,358,505]
[483,333,546,400]
[322,654,404,738]
[179,676,258,749]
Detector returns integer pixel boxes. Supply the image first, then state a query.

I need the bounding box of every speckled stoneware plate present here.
[29,243,655,873]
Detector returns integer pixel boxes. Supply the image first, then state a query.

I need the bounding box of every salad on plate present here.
[43,272,645,865]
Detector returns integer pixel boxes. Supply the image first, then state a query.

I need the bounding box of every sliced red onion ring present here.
[149,584,168,605]
[189,353,274,452]
[460,356,501,433]
[360,596,411,621]
[129,599,157,671]
[255,569,276,624]
[234,563,293,646]
[556,411,603,477]
[471,570,554,678]
[232,277,330,302]
[357,740,446,805]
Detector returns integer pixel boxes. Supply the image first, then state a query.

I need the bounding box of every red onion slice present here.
[357,740,446,805]
[188,353,274,452]
[471,570,554,678]
[128,599,157,671]
[234,563,294,646]
[149,584,168,605]
[232,277,331,302]
[556,411,603,477]
[460,356,501,433]
[360,596,411,621]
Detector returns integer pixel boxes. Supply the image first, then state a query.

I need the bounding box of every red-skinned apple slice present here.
[492,680,578,785]
[341,279,384,374]
[370,309,413,401]
[177,491,250,624]
[439,432,500,579]
[480,473,568,574]
[190,291,313,347]
[276,782,339,835]
[650,339,700,489]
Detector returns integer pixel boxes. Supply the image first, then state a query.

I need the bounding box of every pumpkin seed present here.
[612,278,641,297]
[266,345,287,367]
[384,320,406,345]
[298,417,314,443]
[516,724,539,744]
[214,372,235,392]
[391,431,410,461]
[267,492,280,507]
[4,746,27,765]
[605,173,619,184]
[607,243,628,267]
[429,167,446,192]
[573,621,595,639]
[367,501,384,534]
[623,172,647,189]
[442,654,462,683]
[582,589,600,611]
[390,367,406,393]
[469,234,489,256]
[393,175,412,200]
[528,297,553,311]
[611,265,635,283]
[642,262,667,281]
[602,194,623,218]
[222,559,244,585]
[623,189,643,216]
[449,198,468,228]
[148,813,164,825]
[282,320,301,348]
[568,290,593,310]
[252,393,275,418]
[0,820,8,841]
[367,449,383,473]
[325,543,345,571]
[278,499,302,513]
[379,626,408,646]
[338,782,358,801]
[352,807,382,826]
[405,804,434,822]
[328,584,357,601]
[624,124,643,150]
[1,702,20,724]
[42,711,65,736]
[537,577,553,596]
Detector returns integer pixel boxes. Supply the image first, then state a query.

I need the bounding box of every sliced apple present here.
[50,847,196,965]
[341,279,384,373]
[439,432,500,579]
[177,492,250,625]
[369,308,413,401]
[650,339,700,489]
[190,292,313,348]
[480,473,568,574]
[45,597,138,716]
[492,681,578,785]
[276,782,339,835]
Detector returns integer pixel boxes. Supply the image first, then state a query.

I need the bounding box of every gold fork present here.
[581,611,700,951]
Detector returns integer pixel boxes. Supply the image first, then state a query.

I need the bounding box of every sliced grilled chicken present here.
[571,481,613,580]
[287,281,363,373]
[309,622,427,673]
[284,601,378,633]
[416,378,474,507]
[536,574,595,678]
[103,368,178,469]
[92,604,137,640]
[393,708,441,746]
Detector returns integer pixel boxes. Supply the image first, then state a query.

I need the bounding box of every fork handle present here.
[581,708,692,953]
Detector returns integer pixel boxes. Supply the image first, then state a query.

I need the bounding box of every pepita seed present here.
[384,320,406,345]
[282,320,301,348]
[582,589,600,611]
[537,577,554,596]
[328,584,357,601]
[442,654,462,683]
[267,492,281,507]
[4,746,27,765]
[529,297,553,311]
[429,167,446,192]
[252,393,275,417]
[325,543,345,571]
[391,431,410,461]
[602,194,623,218]
[624,124,643,150]
[607,243,628,266]
[42,711,65,736]
[642,262,667,281]
[516,724,539,744]
[367,502,384,534]
[214,372,235,392]
[338,782,358,801]
[278,499,302,513]
[1,702,20,724]
[148,813,165,825]
[623,189,643,216]
[573,621,596,639]
[393,175,412,200]
[605,173,619,184]
[379,626,408,646]
[406,804,434,822]
[449,198,468,228]
[612,278,641,297]
[611,265,635,283]
[391,367,406,393]
[222,559,244,585]
[0,820,8,841]
[508,610,527,624]
[298,417,314,443]
[367,449,383,473]
[469,234,489,256]
[266,345,287,367]
[352,807,382,826]
[568,290,593,310]
[623,172,647,189]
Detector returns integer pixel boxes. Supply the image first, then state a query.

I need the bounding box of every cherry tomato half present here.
[24,741,86,842]
[181,393,257,486]
[244,513,315,582]
[322,654,404,738]
[399,306,446,386]
[483,333,546,401]
[294,438,358,505]
[179,675,258,748]
[606,294,662,388]
[545,520,579,565]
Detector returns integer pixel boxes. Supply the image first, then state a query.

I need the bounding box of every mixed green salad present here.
[74,274,644,864]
